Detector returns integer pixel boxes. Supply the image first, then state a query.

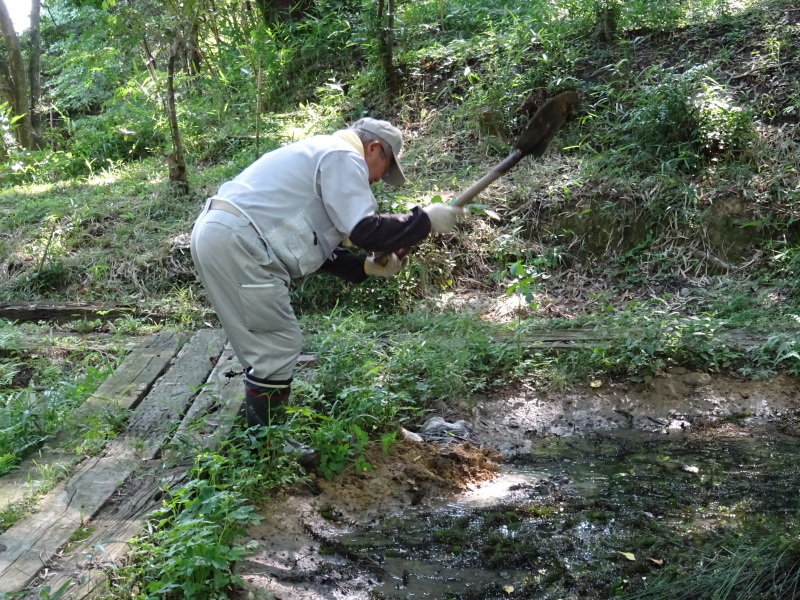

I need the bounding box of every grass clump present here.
[619,531,800,600]
[0,354,114,476]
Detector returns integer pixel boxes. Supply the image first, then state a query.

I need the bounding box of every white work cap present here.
[350,117,406,186]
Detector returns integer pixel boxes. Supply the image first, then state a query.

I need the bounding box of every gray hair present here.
[350,128,393,159]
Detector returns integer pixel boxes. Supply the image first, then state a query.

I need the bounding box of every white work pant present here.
[190,201,303,381]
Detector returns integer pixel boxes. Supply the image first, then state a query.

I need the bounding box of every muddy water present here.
[339,429,800,600]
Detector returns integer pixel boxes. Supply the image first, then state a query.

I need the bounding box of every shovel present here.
[376,90,579,265]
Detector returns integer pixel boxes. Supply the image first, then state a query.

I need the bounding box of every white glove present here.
[364,253,409,277]
[423,203,467,234]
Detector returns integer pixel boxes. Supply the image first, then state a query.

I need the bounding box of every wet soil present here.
[235,441,501,600]
[235,371,800,600]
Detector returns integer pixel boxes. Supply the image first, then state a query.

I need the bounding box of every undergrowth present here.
[1,1,800,596]
[114,427,309,600]
[619,527,800,600]
[0,343,115,477]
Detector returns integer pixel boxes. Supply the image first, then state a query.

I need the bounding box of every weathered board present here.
[34,466,189,600]
[0,333,144,359]
[169,343,245,451]
[36,345,247,599]
[489,328,798,350]
[0,329,226,594]
[0,330,187,512]
[0,302,138,324]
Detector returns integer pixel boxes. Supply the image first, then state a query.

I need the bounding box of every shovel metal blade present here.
[516,90,580,159]
[451,90,579,208]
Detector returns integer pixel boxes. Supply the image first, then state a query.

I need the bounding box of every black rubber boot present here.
[244,369,291,428]
[243,370,319,469]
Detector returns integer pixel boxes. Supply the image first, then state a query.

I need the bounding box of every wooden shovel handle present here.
[372,91,579,268]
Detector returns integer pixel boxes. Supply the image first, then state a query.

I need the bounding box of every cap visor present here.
[382,161,406,186]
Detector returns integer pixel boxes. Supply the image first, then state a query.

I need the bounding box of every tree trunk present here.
[165,37,189,196]
[385,0,396,90]
[29,0,42,148]
[592,0,620,42]
[376,0,396,91]
[187,17,202,76]
[0,0,34,149]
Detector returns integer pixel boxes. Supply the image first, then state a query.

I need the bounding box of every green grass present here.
[619,531,800,600]
[0,345,117,476]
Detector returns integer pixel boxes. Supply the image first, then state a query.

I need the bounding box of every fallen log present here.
[0,302,159,324]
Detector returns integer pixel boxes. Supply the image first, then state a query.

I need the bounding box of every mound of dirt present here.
[236,439,500,600]
[313,439,500,522]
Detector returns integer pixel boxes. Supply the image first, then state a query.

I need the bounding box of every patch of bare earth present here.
[234,366,800,599]
[234,440,499,600]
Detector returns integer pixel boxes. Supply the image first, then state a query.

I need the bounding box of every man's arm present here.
[348,206,432,252]
[317,247,370,283]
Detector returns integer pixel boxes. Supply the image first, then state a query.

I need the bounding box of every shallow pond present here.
[338,429,800,599]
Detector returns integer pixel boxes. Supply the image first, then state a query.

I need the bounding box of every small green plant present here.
[128,479,261,599]
[381,430,397,455]
[496,258,548,306]
[693,78,754,161]
[73,318,103,334]
[73,408,128,456]
[351,424,372,474]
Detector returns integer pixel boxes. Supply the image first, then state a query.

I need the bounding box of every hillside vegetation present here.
[1,1,800,598]
[0,0,798,452]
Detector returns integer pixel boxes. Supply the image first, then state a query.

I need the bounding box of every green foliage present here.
[0,354,114,474]
[120,428,309,599]
[693,78,755,160]
[128,479,260,599]
[302,310,522,407]
[589,64,757,178]
[43,2,128,113]
[515,297,800,386]
[245,310,527,478]
[744,332,800,377]
[495,258,550,305]
[619,530,800,600]
[72,407,128,456]
[0,579,72,600]
[68,104,163,172]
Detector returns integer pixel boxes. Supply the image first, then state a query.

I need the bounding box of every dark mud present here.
[236,371,800,600]
[349,429,800,599]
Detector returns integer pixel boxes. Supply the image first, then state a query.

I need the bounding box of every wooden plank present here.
[0,331,187,513]
[0,302,135,324]
[169,343,244,452]
[119,329,227,462]
[0,329,226,594]
[489,328,800,350]
[38,344,247,599]
[38,466,189,600]
[7,332,146,352]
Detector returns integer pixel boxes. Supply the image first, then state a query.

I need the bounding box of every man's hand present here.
[365,252,409,277]
[423,203,467,233]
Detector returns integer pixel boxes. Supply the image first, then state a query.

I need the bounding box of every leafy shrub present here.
[693,78,755,160]
[122,429,308,599]
[68,105,164,173]
[130,478,260,599]
[616,66,704,173]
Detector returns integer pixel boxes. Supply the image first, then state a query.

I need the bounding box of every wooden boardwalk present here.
[0,329,245,598]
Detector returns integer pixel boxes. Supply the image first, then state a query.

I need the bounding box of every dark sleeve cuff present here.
[348,206,432,252]
[317,247,369,284]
